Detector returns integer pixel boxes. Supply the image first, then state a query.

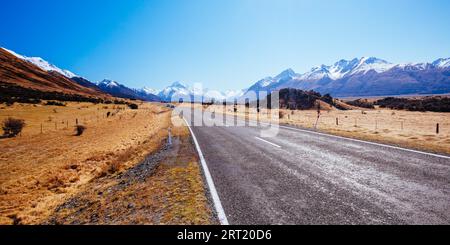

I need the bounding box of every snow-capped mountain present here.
[432,58,450,69]
[97,79,159,101]
[157,81,191,101]
[141,87,160,96]
[247,57,450,97]
[156,81,245,102]
[98,79,120,88]
[299,57,395,81]
[0,47,105,97]
[247,69,298,92]
[3,48,77,78]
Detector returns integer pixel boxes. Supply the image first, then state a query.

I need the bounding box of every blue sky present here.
[1,0,449,91]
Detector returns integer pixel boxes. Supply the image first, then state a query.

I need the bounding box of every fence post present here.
[436,123,440,134]
[336,117,339,126]
[41,123,43,134]
[168,128,172,145]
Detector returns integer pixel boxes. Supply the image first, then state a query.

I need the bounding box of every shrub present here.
[128,103,138,110]
[2,118,25,137]
[74,125,86,136]
[45,101,65,106]
[346,99,375,109]
[375,97,450,112]
[321,94,334,105]
[0,81,103,104]
[108,161,121,174]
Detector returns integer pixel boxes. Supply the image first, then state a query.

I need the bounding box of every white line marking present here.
[183,118,230,225]
[207,111,450,159]
[279,125,450,160]
[255,137,282,148]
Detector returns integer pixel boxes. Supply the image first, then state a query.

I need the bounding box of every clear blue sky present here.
[1,0,449,91]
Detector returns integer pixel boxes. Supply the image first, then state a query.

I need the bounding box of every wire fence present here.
[0,105,159,137]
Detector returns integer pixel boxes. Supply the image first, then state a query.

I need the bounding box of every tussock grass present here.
[0,102,171,224]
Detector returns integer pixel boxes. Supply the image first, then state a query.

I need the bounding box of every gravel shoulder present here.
[45,122,215,225]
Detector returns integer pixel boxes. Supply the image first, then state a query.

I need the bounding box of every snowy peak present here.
[432,58,450,68]
[98,79,120,88]
[2,47,77,78]
[246,56,450,97]
[170,81,188,88]
[141,87,160,95]
[300,65,331,80]
[351,57,393,74]
[255,77,275,88]
[156,82,245,102]
[275,68,297,80]
[360,57,389,65]
[300,57,394,80]
[251,68,298,89]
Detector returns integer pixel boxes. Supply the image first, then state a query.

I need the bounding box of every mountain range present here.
[97,80,159,101]
[155,81,245,102]
[1,47,160,101]
[0,48,104,98]
[1,47,449,102]
[247,57,450,97]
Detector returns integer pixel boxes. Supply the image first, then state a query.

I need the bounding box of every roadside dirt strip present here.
[45,123,217,225]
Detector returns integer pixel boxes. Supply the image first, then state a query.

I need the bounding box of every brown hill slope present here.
[0,48,105,97]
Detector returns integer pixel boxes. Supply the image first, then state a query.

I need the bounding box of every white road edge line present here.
[183,118,230,225]
[216,114,450,159]
[255,137,282,148]
[278,125,450,160]
[240,116,449,159]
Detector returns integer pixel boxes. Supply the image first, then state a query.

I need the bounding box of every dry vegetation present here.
[204,104,450,155]
[0,101,213,224]
[45,119,215,224]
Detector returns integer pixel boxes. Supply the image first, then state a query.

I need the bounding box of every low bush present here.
[128,103,139,110]
[375,97,450,112]
[45,101,66,106]
[346,99,375,109]
[2,118,25,137]
[74,125,86,136]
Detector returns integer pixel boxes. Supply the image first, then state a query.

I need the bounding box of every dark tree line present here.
[0,82,129,106]
[375,97,450,112]
[267,88,337,110]
[346,99,375,109]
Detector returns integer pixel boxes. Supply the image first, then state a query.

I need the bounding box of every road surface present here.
[180,107,450,225]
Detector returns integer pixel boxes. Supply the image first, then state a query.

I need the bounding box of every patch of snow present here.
[2,47,77,78]
[98,79,120,88]
[141,87,160,95]
[299,57,395,80]
[432,58,450,68]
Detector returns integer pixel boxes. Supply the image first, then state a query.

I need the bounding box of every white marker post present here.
[168,127,172,145]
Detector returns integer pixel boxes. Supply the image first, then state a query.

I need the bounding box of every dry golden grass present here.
[205,104,450,155]
[0,101,174,224]
[44,117,214,225]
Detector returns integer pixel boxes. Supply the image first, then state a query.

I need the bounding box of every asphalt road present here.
[181,107,450,225]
